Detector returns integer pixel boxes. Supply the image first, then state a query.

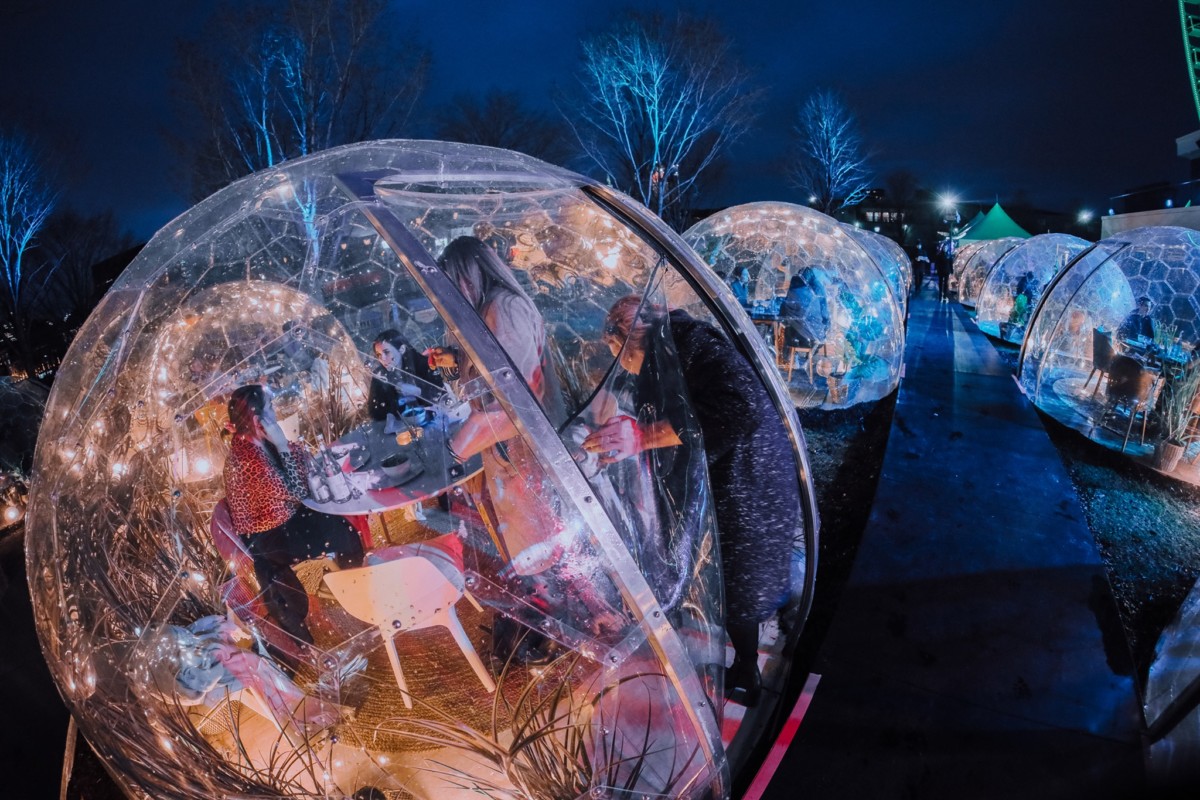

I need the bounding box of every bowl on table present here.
[379,453,423,485]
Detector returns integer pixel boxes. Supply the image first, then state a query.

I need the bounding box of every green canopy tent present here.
[955,210,986,239]
[955,203,1032,242]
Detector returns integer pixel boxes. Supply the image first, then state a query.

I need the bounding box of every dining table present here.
[1122,338,1191,377]
[302,410,482,517]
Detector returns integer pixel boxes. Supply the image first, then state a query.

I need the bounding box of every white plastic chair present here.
[322,553,494,709]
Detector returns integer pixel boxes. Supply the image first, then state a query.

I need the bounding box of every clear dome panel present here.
[683,202,905,409]
[1019,226,1200,462]
[974,234,1090,343]
[26,141,752,799]
[952,240,984,279]
[1144,577,1200,784]
[875,232,913,294]
[844,225,908,319]
[957,237,1022,306]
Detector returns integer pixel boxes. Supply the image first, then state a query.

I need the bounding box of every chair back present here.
[1092,328,1114,370]
[210,499,253,570]
[1106,355,1151,404]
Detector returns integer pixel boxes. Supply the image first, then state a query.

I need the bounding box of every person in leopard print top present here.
[223,385,364,644]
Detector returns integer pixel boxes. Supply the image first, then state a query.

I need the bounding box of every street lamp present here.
[1077,209,1094,224]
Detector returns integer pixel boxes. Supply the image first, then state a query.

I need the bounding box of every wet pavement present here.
[762,288,1145,798]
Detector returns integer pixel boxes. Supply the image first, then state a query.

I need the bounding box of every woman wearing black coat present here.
[366,329,442,421]
[583,296,800,706]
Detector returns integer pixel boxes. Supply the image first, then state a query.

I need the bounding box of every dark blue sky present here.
[2,0,1194,240]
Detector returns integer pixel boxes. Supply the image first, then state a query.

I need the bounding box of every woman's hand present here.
[425,346,457,371]
[261,420,291,451]
[582,416,643,464]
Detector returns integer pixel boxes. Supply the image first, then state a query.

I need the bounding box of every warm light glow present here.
[193,458,211,475]
[3,506,19,522]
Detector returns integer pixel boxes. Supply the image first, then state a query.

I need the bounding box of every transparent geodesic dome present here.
[843,225,909,318]
[952,240,983,278]
[1018,226,1200,459]
[683,202,905,409]
[973,234,1090,343]
[956,238,1022,307]
[26,141,818,800]
[0,377,46,531]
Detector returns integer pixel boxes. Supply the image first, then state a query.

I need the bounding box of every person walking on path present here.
[936,246,953,302]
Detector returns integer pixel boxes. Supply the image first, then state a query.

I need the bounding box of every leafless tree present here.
[37,210,135,322]
[173,0,430,201]
[0,131,56,374]
[790,90,872,214]
[884,169,920,211]
[434,89,573,165]
[563,12,760,229]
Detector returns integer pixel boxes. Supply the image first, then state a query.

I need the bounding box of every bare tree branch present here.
[172,0,430,201]
[789,90,873,215]
[434,89,574,165]
[562,12,760,229]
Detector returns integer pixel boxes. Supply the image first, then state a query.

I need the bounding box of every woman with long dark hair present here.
[223,384,364,644]
[426,235,568,576]
[367,328,441,422]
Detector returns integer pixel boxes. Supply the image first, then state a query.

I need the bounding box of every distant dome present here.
[957,237,1022,307]
[684,202,905,409]
[974,233,1090,343]
[27,141,817,799]
[1019,226,1200,466]
[844,225,911,318]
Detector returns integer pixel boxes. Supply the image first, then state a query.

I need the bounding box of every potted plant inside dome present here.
[1153,360,1200,473]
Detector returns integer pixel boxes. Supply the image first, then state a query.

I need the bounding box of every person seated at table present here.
[582,296,800,706]
[368,329,441,422]
[728,266,751,306]
[780,269,829,354]
[1119,296,1156,341]
[223,384,364,645]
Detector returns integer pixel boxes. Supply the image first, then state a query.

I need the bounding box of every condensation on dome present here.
[952,240,984,277]
[26,141,818,800]
[1018,226,1200,468]
[0,377,46,531]
[973,234,1090,344]
[683,202,905,409]
[875,230,914,295]
[956,238,1022,307]
[1144,576,1200,785]
[843,225,910,319]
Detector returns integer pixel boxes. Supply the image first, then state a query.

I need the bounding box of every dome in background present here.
[684,202,905,409]
[956,237,1022,307]
[844,225,911,319]
[974,233,1090,344]
[1019,226,1200,470]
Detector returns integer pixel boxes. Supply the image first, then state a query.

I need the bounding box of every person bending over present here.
[583,296,801,706]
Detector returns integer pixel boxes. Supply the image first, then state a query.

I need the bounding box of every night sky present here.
[1,0,1194,241]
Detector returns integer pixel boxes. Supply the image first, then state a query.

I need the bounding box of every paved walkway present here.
[762,288,1144,798]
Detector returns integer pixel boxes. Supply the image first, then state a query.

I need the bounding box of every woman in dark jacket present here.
[367,329,442,422]
[583,296,801,706]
